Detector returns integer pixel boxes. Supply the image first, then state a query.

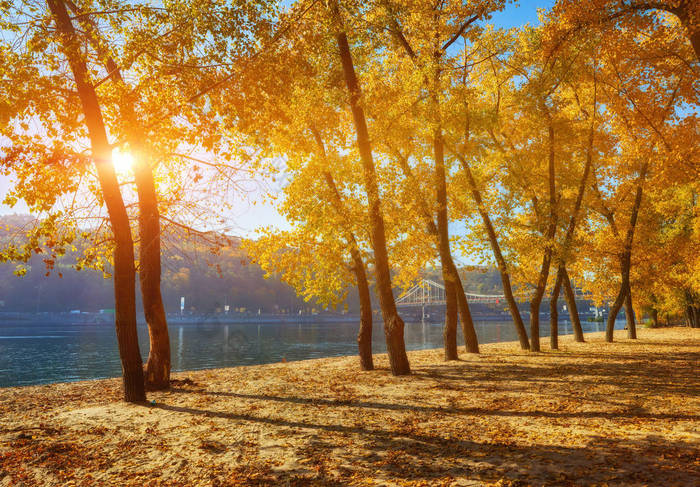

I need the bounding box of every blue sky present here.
[0,0,556,239]
[490,0,555,28]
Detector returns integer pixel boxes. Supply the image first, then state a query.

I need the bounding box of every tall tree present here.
[63,0,171,390]
[548,47,600,349]
[46,0,145,401]
[444,28,532,350]
[328,0,410,374]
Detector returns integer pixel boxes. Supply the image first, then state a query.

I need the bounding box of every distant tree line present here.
[0,214,504,315]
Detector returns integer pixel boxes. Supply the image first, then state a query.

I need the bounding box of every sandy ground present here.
[0,327,698,486]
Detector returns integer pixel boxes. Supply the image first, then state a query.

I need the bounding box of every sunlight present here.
[111,148,135,175]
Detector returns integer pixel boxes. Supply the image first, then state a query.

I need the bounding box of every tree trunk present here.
[388,9,479,355]
[549,267,564,350]
[562,267,584,342]
[448,259,480,353]
[434,132,479,353]
[449,68,529,349]
[623,282,637,339]
[651,307,659,328]
[443,280,459,360]
[530,118,558,352]
[550,68,596,348]
[62,0,171,391]
[330,2,409,375]
[606,254,629,342]
[450,150,530,350]
[132,162,171,390]
[350,247,374,370]
[48,0,145,402]
[687,305,700,328]
[605,162,647,343]
[551,99,594,340]
[393,152,463,358]
[314,132,374,371]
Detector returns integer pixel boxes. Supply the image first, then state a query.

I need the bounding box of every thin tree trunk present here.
[312,130,374,370]
[682,290,700,328]
[448,259,480,353]
[624,282,637,339]
[606,269,628,342]
[530,117,558,352]
[449,75,529,349]
[133,162,171,390]
[427,17,480,354]
[48,0,145,402]
[450,150,530,350]
[63,0,170,390]
[330,3,410,374]
[451,62,519,351]
[434,132,479,353]
[651,307,658,328]
[551,72,596,346]
[438,222,469,356]
[320,168,375,371]
[562,267,584,342]
[467,184,529,349]
[550,267,564,350]
[605,162,647,342]
[350,246,374,370]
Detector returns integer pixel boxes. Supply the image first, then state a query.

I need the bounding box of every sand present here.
[1,327,698,486]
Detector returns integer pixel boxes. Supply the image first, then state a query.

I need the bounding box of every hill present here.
[0,215,504,314]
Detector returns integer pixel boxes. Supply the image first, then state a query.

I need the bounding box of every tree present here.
[245,139,377,370]
[582,12,694,341]
[371,0,513,355]
[471,26,572,352]
[46,0,145,401]
[327,0,410,374]
[443,27,533,351]
[62,0,171,390]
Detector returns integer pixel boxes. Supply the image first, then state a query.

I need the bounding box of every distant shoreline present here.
[0,310,600,326]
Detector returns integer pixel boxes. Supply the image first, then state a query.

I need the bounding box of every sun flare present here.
[111,148,135,174]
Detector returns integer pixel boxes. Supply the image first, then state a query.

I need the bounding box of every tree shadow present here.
[409,351,700,397]
[149,401,700,485]
[168,388,698,422]
[157,339,699,484]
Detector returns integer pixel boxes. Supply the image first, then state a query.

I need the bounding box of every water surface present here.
[0,318,624,387]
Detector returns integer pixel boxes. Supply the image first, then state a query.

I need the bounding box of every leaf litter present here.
[0,327,698,486]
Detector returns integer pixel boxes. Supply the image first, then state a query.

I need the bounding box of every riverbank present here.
[1,327,698,486]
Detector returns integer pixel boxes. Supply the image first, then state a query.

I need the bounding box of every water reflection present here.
[0,318,626,387]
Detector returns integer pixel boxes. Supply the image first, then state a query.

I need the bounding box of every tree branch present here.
[441,14,479,52]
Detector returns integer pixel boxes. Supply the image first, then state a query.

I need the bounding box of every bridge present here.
[396,279,592,309]
[396,279,506,307]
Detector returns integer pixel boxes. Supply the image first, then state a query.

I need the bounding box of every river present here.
[0,318,626,387]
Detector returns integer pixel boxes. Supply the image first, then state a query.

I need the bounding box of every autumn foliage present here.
[0,0,698,400]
